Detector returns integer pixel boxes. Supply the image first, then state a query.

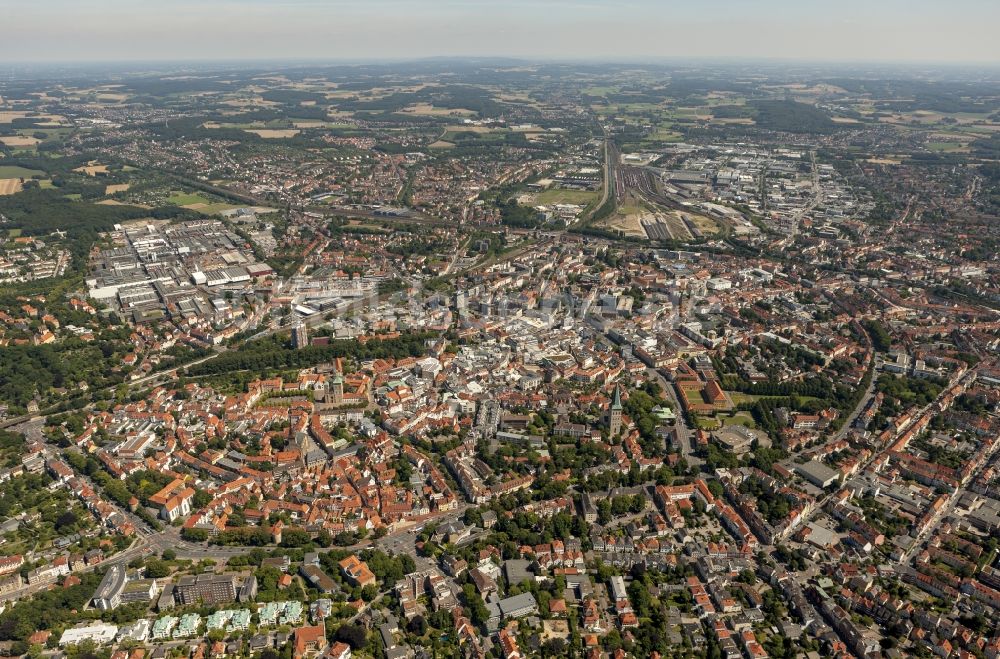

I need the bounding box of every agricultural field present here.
[0,112,68,125]
[441,129,509,143]
[96,92,129,102]
[290,119,351,129]
[0,166,44,179]
[73,162,109,176]
[444,125,494,134]
[18,126,74,140]
[401,103,477,117]
[0,179,22,195]
[0,135,39,148]
[924,132,975,152]
[245,128,300,138]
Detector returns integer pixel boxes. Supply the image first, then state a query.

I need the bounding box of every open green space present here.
[0,166,44,179]
[533,188,598,206]
[163,191,241,214]
[722,412,758,429]
[927,141,966,153]
[694,416,721,430]
[729,392,765,405]
[166,191,212,206]
[17,127,73,142]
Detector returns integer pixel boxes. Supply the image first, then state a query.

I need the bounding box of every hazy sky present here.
[2,0,998,64]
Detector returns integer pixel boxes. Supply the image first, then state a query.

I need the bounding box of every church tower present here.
[609,385,623,437]
[331,371,344,405]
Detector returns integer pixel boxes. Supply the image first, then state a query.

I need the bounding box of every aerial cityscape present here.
[0,2,999,659]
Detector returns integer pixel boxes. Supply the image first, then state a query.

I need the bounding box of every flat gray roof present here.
[795,460,839,485]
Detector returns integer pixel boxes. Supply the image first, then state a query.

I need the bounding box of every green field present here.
[166,191,211,206]
[927,141,966,153]
[0,166,44,179]
[645,129,684,143]
[289,119,353,129]
[728,392,764,405]
[213,120,286,129]
[198,203,242,214]
[165,190,241,215]
[722,412,757,429]
[17,127,72,142]
[207,118,351,131]
[694,416,721,431]
[441,130,508,143]
[533,188,598,206]
[584,86,618,96]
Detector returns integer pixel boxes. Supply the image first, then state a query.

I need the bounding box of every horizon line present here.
[3,55,1000,70]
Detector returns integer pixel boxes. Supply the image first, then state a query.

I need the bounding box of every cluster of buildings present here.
[659,143,869,236]
[0,235,70,284]
[6,74,1000,659]
[86,220,273,326]
[58,357,460,542]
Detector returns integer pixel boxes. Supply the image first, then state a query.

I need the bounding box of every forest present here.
[750,100,838,134]
[0,338,127,413]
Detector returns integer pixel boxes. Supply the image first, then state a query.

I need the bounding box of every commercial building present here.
[498,592,539,620]
[795,460,840,488]
[92,564,129,610]
[93,564,160,611]
[174,573,256,606]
